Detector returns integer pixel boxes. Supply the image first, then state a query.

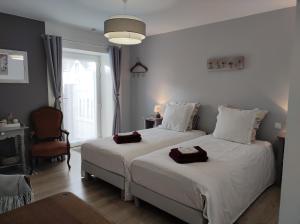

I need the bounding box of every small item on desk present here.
[7,113,13,123]
[0,114,21,128]
[3,123,21,128]
[113,131,142,144]
[169,146,208,164]
[0,119,7,127]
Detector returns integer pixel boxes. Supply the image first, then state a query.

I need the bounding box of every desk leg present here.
[20,132,27,174]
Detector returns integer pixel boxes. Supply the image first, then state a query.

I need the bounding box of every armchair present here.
[0,175,32,214]
[30,107,71,170]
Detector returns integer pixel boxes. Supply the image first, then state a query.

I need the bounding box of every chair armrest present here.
[61,129,70,135]
[61,129,70,147]
[0,175,31,193]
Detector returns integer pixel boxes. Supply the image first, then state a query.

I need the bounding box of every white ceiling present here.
[0,0,296,35]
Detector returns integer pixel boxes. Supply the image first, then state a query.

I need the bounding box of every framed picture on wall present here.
[0,49,29,83]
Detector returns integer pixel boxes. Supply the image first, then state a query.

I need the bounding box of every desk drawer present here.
[0,131,22,140]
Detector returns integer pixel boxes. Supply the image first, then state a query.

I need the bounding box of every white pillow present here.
[166,102,199,130]
[213,106,257,144]
[161,103,195,132]
[225,106,268,141]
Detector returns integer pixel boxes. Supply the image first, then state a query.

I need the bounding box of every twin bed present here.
[81,127,205,200]
[131,135,275,224]
[81,104,276,224]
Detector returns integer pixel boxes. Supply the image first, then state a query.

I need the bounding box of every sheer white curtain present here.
[61,49,114,145]
[99,54,114,137]
[62,50,101,145]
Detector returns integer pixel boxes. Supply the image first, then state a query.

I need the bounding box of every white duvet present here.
[131,135,275,224]
[81,127,205,200]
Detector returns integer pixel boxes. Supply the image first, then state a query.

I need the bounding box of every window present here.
[62,49,113,145]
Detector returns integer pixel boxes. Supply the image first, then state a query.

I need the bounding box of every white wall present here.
[130,8,295,141]
[279,2,300,223]
[45,21,108,53]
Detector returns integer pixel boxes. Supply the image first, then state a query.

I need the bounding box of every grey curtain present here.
[109,46,122,134]
[42,35,62,110]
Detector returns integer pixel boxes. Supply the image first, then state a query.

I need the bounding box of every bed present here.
[81,127,206,200]
[131,135,275,224]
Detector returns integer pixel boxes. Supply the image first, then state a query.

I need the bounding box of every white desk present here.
[0,126,28,173]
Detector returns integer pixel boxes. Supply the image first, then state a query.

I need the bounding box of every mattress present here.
[81,128,206,200]
[131,135,275,224]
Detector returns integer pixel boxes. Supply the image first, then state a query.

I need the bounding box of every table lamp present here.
[154,105,161,118]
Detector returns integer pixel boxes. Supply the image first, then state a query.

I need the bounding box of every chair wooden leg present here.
[67,152,71,169]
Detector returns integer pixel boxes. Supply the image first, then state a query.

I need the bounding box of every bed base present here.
[131,182,207,224]
[81,160,125,195]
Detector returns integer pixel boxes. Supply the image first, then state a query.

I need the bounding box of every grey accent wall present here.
[279,2,300,224]
[130,7,295,141]
[0,13,48,125]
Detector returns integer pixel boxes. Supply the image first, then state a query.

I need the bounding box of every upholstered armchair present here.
[0,175,32,214]
[30,107,70,170]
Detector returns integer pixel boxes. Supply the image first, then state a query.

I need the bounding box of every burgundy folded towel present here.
[169,146,208,164]
[113,131,142,144]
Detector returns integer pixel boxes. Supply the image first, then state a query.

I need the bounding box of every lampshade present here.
[154,105,161,113]
[104,15,146,45]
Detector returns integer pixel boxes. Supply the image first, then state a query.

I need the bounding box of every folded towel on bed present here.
[169,146,208,164]
[113,131,142,144]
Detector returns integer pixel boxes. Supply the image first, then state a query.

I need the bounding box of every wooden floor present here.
[30,150,281,224]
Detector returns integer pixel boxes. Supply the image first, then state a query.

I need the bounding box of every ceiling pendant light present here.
[104,0,146,45]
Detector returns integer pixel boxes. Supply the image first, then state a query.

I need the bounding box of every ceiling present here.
[0,0,296,35]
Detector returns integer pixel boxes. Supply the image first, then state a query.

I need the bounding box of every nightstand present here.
[274,133,286,186]
[145,117,163,129]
